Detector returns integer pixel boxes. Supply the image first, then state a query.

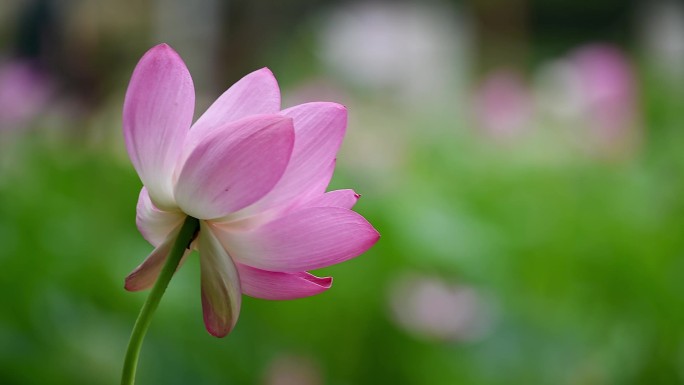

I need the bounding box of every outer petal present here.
[175,115,295,220]
[124,230,191,291]
[213,207,379,272]
[200,222,242,337]
[238,103,347,215]
[123,44,194,209]
[236,263,332,300]
[213,188,361,232]
[136,187,186,247]
[188,68,280,148]
[298,189,360,210]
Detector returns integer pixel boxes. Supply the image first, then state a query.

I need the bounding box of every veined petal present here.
[124,230,191,291]
[123,44,194,209]
[239,103,347,215]
[236,264,332,300]
[175,115,295,220]
[213,207,379,272]
[210,186,358,232]
[299,189,360,210]
[136,187,186,247]
[200,222,242,337]
[188,68,280,149]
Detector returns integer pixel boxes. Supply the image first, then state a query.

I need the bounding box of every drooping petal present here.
[136,187,186,247]
[236,263,332,300]
[124,230,191,291]
[187,68,280,149]
[238,103,347,215]
[213,207,380,272]
[175,115,295,220]
[123,44,194,209]
[299,189,360,210]
[199,222,242,337]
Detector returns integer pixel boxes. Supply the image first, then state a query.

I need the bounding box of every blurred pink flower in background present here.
[389,274,493,342]
[0,60,52,130]
[535,44,641,156]
[123,44,379,337]
[473,70,533,140]
[571,45,640,147]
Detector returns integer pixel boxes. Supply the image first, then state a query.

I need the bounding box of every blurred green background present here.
[2,0,684,384]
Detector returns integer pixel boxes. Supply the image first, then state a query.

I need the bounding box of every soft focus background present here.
[1,0,684,384]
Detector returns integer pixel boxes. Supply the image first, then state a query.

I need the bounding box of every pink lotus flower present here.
[570,44,639,145]
[0,60,52,130]
[473,69,532,140]
[123,44,379,337]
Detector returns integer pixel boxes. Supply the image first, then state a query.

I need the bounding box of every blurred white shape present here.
[535,59,585,121]
[318,1,472,107]
[0,60,52,131]
[473,69,533,140]
[264,355,322,385]
[638,0,684,82]
[389,273,493,342]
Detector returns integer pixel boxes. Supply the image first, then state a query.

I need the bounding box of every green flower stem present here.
[121,216,200,385]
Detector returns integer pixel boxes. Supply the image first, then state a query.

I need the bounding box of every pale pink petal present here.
[123,44,194,209]
[213,207,379,272]
[210,187,358,232]
[175,115,294,220]
[239,103,347,215]
[136,187,186,247]
[236,263,332,300]
[124,231,191,291]
[200,222,242,337]
[298,189,360,210]
[187,68,280,149]
[277,102,346,193]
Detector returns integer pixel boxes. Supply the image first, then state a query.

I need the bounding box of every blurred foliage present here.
[1,72,683,384]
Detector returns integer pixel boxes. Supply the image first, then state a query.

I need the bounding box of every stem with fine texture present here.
[120,216,200,385]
